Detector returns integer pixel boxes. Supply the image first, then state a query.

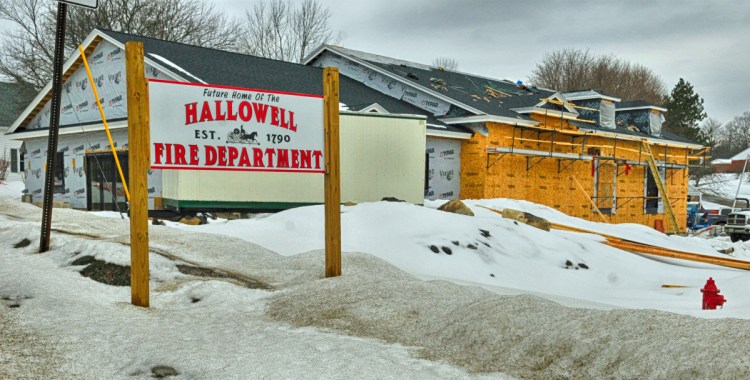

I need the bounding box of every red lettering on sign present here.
[291,149,299,168]
[189,144,199,165]
[271,106,280,127]
[277,149,289,168]
[174,144,187,165]
[154,143,165,164]
[239,101,252,122]
[313,150,323,169]
[265,148,276,167]
[239,147,251,167]
[185,103,197,125]
[280,109,289,129]
[253,103,269,123]
[214,100,226,121]
[288,110,297,132]
[253,148,264,167]
[205,145,217,165]
[226,101,237,121]
[199,101,213,123]
[165,143,173,164]
[217,146,227,166]
[228,146,239,167]
[300,150,311,169]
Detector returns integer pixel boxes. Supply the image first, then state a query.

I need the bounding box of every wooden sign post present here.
[323,67,341,277]
[125,41,150,307]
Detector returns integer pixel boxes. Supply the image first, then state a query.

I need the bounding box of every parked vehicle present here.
[720,199,750,242]
[711,207,736,226]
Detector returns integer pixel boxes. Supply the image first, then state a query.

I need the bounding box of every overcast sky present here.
[218,0,750,123]
[2,0,748,123]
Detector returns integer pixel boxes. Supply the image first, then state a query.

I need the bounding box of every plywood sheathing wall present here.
[459,120,689,230]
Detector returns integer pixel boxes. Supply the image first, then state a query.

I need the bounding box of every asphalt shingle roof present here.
[326,46,550,120]
[102,30,468,135]
[0,82,35,126]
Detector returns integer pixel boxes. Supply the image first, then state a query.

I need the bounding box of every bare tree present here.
[724,112,750,157]
[699,118,723,148]
[529,48,667,105]
[240,0,338,63]
[432,57,459,71]
[0,0,242,90]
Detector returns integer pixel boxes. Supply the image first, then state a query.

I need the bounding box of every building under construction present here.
[305,47,706,232]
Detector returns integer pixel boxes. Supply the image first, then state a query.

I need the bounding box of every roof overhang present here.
[562,91,621,102]
[512,106,580,121]
[426,126,472,140]
[357,103,389,114]
[576,126,703,149]
[616,105,668,113]
[8,29,190,134]
[440,114,539,128]
[7,119,128,140]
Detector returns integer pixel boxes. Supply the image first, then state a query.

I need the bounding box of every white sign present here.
[56,0,98,9]
[148,79,325,173]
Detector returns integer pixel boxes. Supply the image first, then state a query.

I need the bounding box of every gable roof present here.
[729,147,750,161]
[104,30,471,137]
[305,45,553,122]
[10,29,469,138]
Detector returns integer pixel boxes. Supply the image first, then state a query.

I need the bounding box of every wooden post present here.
[323,67,341,277]
[125,41,150,307]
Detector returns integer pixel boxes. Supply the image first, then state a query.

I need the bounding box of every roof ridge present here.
[99,29,319,72]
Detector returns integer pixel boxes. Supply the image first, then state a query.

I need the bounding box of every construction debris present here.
[484,86,511,99]
[438,200,474,216]
[480,205,750,271]
[429,77,448,91]
[499,208,551,231]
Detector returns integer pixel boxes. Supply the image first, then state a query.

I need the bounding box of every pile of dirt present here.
[76,257,131,287]
[176,264,270,289]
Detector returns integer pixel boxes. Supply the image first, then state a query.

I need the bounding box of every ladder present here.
[641,141,680,234]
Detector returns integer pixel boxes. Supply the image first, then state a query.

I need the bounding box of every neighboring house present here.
[304,46,705,230]
[712,147,750,173]
[6,30,430,211]
[0,82,33,183]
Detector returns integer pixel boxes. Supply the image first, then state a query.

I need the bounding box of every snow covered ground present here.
[3,180,750,378]
[695,172,750,202]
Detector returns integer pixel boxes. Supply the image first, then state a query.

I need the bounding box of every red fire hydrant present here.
[701,277,727,310]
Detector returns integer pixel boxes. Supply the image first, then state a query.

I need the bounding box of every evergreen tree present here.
[665,78,707,143]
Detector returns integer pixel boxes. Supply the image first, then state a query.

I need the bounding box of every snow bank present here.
[0,199,488,379]
[268,253,750,378]
[4,196,750,377]
[0,180,24,198]
[165,200,750,316]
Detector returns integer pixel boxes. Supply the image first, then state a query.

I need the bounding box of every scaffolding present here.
[483,123,708,219]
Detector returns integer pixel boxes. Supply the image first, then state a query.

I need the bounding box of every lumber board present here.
[479,206,750,271]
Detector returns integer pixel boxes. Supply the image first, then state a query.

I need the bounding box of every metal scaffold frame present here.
[483,123,704,218]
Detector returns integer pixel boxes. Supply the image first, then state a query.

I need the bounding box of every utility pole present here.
[39,2,68,253]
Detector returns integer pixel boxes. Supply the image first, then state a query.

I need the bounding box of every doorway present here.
[86,152,129,211]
